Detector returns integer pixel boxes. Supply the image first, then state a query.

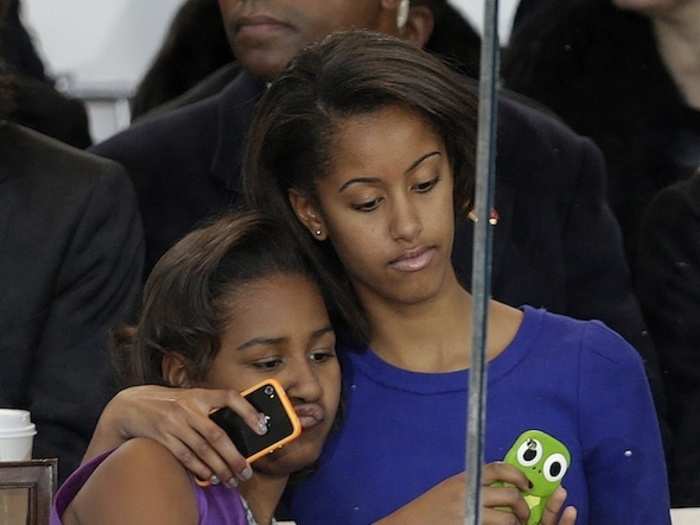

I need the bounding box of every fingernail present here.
[239,465,253,481]
[210,475,220,485]
[257,414,269,435]
[226,477,238,488]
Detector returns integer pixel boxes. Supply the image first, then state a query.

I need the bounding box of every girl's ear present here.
[162,353,192,387]
[288,189,328,241]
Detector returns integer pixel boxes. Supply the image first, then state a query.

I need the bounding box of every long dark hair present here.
[242,30,478,343]
[112,211,317,387]
[130,0,232,119]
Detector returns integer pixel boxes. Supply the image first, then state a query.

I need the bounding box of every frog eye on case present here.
[517,438,543,467]
[543,453,568,482]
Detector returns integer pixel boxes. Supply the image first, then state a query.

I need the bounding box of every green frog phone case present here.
[495,429,571,525]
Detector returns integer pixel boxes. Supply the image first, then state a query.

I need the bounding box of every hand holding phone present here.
[494,430,571,525]
[209,379,301,464]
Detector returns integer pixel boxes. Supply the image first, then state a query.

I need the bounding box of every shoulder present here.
[644,174,700,227]
[67,438,198,525]
[0,122,132,199]
[89,88,221,167]
[536,309,643,371]
[638,174,700,270]
[1,122,126,179]
[145,63,242,118]
[497,94,602,189]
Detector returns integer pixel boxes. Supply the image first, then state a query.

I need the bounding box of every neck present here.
[363,268,474,372]
[360,268,525,373]
[238,472,289,525]
[652,2,700,109]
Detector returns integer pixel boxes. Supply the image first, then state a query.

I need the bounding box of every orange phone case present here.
[196,379,301,487]
[241,378,301,463]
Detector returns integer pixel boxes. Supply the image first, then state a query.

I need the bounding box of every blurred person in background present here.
[504,0,700,264]
[0,73,143,483]
[637,170,700,506]
[90,0,667,440]
[0,0,91,147]
[130,0,482,120]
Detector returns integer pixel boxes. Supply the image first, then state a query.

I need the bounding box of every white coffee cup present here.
[0,409,37,461]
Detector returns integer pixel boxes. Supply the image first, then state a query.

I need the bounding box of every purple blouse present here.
[50,449,248,525]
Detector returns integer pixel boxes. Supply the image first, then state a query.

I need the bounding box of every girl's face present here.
[203,273,341,476]
[292,105,458,308]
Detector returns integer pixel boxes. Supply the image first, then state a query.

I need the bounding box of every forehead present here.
[328,105,445,174]
[221,274,330,347]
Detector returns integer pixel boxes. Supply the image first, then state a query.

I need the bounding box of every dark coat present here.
[503,0,700,263]
[90,69,667,433]
[637,173,700,506]
[0,122,143,483]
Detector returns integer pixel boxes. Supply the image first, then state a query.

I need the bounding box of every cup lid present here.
[0,427,36,438]
[0,409,32,429]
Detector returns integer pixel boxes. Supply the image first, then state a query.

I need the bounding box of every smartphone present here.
[209,379,301,464]
[497,429,571,525]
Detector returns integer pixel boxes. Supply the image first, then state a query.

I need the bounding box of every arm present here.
[63,439,198,525]
[636,176,700,505]
[83,385,265,487]
[561,136,669,448]
[26,164,143,481]
[374,464,575,525]
[579,323,671,524]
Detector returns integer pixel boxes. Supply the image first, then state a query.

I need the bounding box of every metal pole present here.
[465,1,500,524]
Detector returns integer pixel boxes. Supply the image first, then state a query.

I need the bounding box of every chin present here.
[391,272,449,305]
[236,48,298,80]
[253,439,323,477]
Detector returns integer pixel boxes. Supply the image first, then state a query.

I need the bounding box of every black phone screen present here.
[209,383,295,459]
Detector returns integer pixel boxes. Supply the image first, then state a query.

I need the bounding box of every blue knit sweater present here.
[288,306,670,524]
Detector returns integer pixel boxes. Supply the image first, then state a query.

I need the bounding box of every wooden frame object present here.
[0,459,57,525]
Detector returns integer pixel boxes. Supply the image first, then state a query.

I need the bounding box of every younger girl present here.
[51,212,342,525]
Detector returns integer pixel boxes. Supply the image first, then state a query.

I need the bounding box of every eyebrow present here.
[338,151,442,193]
[236,325,334,352]
[237,336,286,352]
[309,325,335,343]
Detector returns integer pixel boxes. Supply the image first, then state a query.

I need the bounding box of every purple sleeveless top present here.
[50,449,248,525]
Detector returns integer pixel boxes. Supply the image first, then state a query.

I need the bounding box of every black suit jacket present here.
[637,173,700,506]
[91,69,666,434]
[0,122,143,482]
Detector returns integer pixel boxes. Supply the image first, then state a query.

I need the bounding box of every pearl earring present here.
[315,230,322,237]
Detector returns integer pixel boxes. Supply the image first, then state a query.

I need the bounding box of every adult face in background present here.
[217,0,434,80]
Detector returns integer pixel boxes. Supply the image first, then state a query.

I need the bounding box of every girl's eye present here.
[413,176,440,193]
[252,359,283,370]
[351,197,383,212]
[310,350,336,363]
